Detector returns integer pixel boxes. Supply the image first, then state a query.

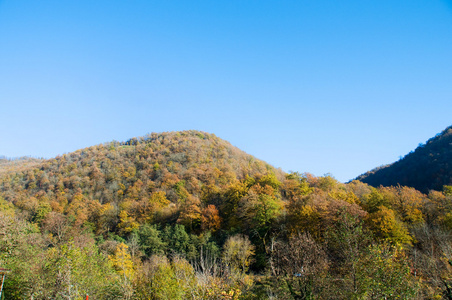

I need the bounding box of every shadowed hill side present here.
[356,125,452,193]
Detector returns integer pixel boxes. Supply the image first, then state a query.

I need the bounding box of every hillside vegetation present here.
[0,156,43,176]
[0,130,452,299]
[356,125,452,193]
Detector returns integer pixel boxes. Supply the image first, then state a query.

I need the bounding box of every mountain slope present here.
[0,130,284,230]
[356,125,452,193]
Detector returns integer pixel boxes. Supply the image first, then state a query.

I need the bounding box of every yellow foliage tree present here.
[118,210,139,234]
[366,206,412,246]
[222,235,255,273]
[109,243,135,278]
[109,242,135,299]
[150,191,170,208]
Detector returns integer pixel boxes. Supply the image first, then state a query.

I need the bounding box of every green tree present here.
[162,224,197,259]
[0,214,48,299]
[137,224,166,257]
[356,244,418,299]
[327,209,370,296]
[46,240,114,299]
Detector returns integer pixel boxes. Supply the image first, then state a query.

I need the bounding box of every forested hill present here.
[356,125,452,193]
[0,130,284,230]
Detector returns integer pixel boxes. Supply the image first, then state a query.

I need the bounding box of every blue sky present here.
[0,0,451,182]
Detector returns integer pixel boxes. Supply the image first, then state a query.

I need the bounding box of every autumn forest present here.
[1,128,452,299]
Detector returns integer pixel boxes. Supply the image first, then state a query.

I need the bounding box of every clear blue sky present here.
[1,0,451,182]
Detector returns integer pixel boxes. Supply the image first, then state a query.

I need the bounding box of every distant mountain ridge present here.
[356,125,452,193]
[0,156,43,176]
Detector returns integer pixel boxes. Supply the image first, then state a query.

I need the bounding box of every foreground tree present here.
[269,232,329,299]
